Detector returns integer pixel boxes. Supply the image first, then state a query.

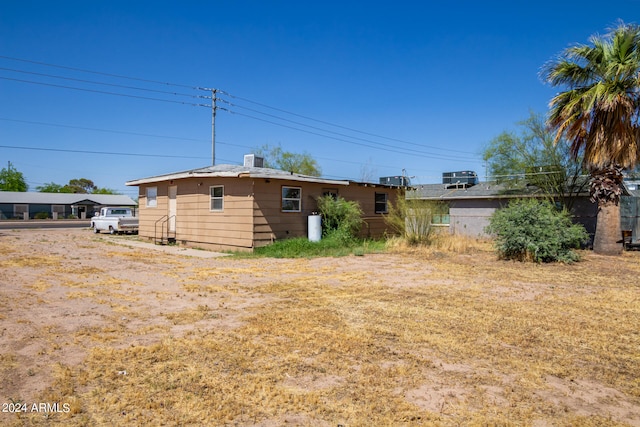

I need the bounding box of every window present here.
[375,192,388,214]
[322,188,338,200]
[146,187,157,208]
[210,186,224,211]
[14,204,28,218]
[110,209,129,215]
[52,205,65,214]
[431,213,450,225]
[431,204,450,225]
[282,186,302,212]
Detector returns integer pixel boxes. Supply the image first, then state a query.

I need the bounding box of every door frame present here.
[168,185,177,232]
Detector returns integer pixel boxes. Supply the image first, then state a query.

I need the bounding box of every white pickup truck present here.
[91,207,139,235]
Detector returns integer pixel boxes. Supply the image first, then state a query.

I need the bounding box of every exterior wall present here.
[137,178,255,251]
[137,183,168,240]
[621,195,640,241]
[340,184,397,239]
[444,197,598,240]
[570,198,597,239]
[252,180,398,247]
[448,199,504,237]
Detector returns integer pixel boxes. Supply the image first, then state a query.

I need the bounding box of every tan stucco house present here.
[126,163,401,251]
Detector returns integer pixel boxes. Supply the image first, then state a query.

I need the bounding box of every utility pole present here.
[211,89,217,166]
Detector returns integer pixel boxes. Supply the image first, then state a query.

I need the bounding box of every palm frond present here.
[543,22,640,171]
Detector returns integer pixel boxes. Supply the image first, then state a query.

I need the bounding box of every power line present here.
[0,55,199,89]
[0,117,257,151]
[222,107,480,162]
[219,89,473,155]
[0,117,206,142]
[1,55,484,167]
[1,116,450,176]
[0,67,203,99]
[0,144,209,159]
[0,76,210,107]
[219,97,479,161]
[2,55,478,159]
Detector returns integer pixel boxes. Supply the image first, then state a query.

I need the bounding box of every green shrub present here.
[485,198,589,263]
[316,195,363,243]
[34,212,49,220]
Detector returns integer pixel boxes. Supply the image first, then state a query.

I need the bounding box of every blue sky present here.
[1,1,638,197]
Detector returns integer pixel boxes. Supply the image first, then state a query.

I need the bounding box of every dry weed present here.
[386,233,492,257]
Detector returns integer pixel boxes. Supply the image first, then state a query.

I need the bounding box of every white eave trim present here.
[245,173,349,186]
[126,171,350,187]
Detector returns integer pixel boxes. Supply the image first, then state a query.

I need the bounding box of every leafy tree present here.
[37,178,120,194]
[485,199,589,263]
[92,187,120,195]
[542,22,640,255]
[255,144,322,177]
[482,112,587,210]
[0,162,28,192]
[36,182,73,193]
[67,178,97,194]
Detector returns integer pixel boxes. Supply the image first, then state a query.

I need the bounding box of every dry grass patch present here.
[0,255,63,268]
[74,324,129,345]
[26,279,53,292]
[0,239,17,255]
[164,305,220,325]
[3,230,639,426]
[103,250,180,266]
[386,233,493,257]
[20,254,640,425]
[52,265,105,276]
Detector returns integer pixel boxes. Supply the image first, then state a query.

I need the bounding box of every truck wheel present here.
[92,224,100,234]
[109,226,116,235]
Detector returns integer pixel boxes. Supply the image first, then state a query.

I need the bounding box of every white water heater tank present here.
[308,214,322,242]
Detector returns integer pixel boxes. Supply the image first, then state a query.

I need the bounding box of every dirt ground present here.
[1,228,639,426]
[0,229,268,400]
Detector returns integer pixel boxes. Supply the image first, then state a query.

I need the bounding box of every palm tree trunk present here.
[590,166,624,255]
[593,202,622,255]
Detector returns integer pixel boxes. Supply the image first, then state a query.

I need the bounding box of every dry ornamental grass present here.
[0,229,638,426]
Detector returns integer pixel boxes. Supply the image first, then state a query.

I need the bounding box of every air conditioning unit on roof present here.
[442,171,478,187]
[244,154,264,168]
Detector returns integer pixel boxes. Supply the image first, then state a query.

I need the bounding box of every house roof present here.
[0,191,137,206]
[125,164,398,188]
[412,179,637,200]
[409,182,549,200]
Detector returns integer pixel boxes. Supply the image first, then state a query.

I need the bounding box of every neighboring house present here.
[621,179,640,243]
[0,192,137,220]
[410,182,599,239]
[125,163,402,251]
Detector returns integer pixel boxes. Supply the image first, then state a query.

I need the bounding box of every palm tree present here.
[542,22,640,255]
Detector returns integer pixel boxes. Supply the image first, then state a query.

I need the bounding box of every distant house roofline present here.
[409,180,598,200]
[0,191,137,206]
